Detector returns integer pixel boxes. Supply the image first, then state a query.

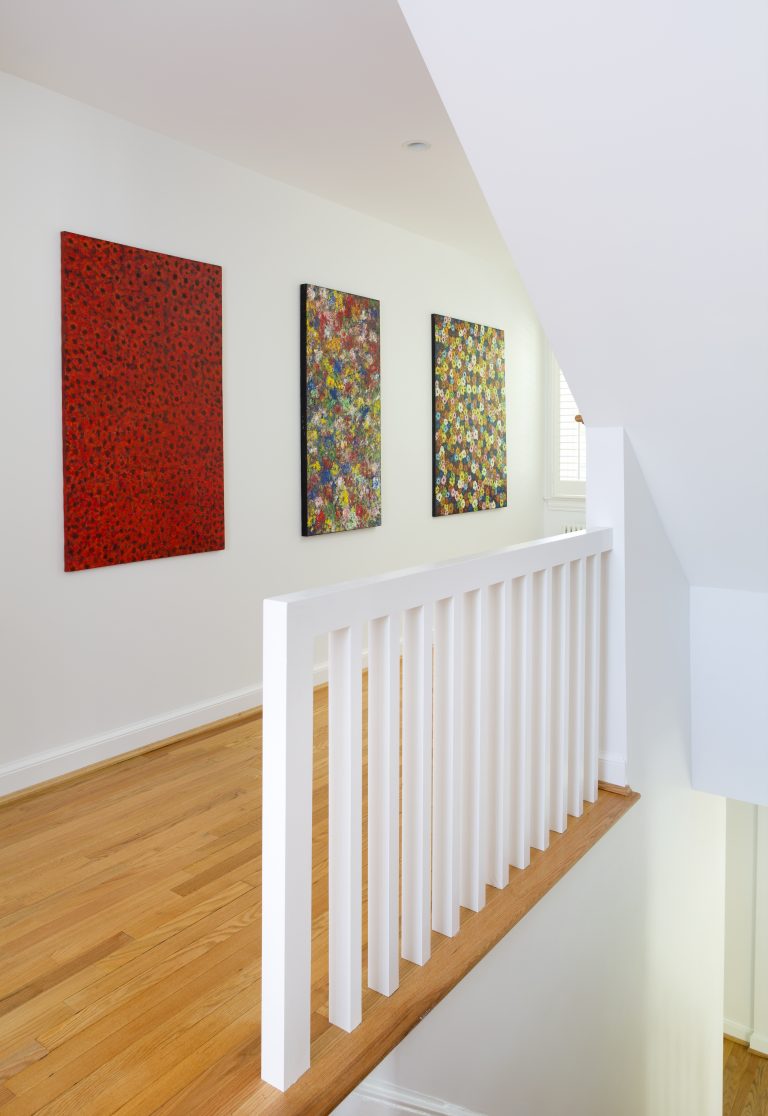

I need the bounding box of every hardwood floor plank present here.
[0,1004,74,1066]
[726,1042,752,1115]
[7,944,259,1109]
[0,1040,47,1082]
[724,1038,768,1116]
[0,934,132,1019]
[0,759,248,875]
[746,1059,768,1116]
[3,876,175,972]
[110,1022,262,1116]
[172,842,260,898]
[46,891,259,1044]
[11,987,261,1116]
[0,890,252,1065]
[122,880,252,940]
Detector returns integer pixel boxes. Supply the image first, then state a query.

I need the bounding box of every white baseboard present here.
[750,1031,768,1057]
[598,752,627,787]
[0,659,343,799]
[0,684,260,798]
[4,654,616,802]
[722,1019,768,1057]
[346,1079,486,1116]
[724,1018,753,1044]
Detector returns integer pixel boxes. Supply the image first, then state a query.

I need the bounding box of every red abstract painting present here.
[61,232,224,571]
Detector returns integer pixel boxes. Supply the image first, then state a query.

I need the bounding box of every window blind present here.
[559,371,586,483]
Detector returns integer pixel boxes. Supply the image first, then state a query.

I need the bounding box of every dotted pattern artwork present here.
[432,313,507,516]
[301,284,381,535]
[60,232,224,571]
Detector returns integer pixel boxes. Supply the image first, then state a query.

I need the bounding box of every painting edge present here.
[431,311,508,518]
[300,282,382,537]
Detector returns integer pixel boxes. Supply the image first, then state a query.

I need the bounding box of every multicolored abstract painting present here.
[301,284,381,535]
[432,314,507,516]
[61,232,224,571]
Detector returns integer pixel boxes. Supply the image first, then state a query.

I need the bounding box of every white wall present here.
[397,0,768,595]
[725,800,757,1042]
[690,588,768,807]
[0,72,549,794]
[337,434,725,1116]
[756,811,768,1057]
[540,501,586,539]
[724,799,768,1055]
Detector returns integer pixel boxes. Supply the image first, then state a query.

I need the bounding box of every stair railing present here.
[261,528,611,1090]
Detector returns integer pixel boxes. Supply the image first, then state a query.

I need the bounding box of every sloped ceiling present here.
[0,0,506,262]
[399,0,768,590]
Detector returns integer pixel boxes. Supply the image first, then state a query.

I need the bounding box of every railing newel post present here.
[261,601,314,1092]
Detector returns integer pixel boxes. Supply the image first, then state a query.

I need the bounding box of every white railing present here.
[261,528,612,1091]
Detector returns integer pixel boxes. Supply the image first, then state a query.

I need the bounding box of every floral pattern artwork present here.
[301,284,381,535]
[432,314,507,516]
[61,232,224,571]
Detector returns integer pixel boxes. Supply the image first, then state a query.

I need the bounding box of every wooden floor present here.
[725,1038,768,1116]
[0,688,637,1116]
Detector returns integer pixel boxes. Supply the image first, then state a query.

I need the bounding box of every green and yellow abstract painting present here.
[432,314,507,516]
[301,284,381,535]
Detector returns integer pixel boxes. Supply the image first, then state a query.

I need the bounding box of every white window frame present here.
[543,351,586,509]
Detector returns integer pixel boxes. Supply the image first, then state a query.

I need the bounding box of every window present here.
[558,369,586,488]
[545,355,586,505]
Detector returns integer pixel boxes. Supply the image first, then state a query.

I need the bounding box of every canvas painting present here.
[61,232,224,571]
[432,314,507,516]
[301,284,381,535]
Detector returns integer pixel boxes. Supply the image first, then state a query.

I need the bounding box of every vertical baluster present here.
[485,581,510,888]
[531,569,552,852]
[328,624,362,1032]
[433,596,462,937]
[402,602,433,964]
[461,588,486,912]
[549,563,570,833]
[367,615,399,995]
[261,602,314,1091]
[568,558,587,817]
[584,553,603,803]
[509,574,532,870]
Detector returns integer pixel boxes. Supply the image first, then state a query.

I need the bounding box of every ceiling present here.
[400,0,768,591]
[0,0,506,261]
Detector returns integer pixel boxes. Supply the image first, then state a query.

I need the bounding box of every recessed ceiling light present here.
[403,140,431,152]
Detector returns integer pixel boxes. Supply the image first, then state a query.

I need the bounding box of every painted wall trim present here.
[750,1032,768,1057]
[598,752,627,788]
[0,683,260,798]
[724,1019,753,1044]
[3,642,624,798]
[0,657,359,798]
[352,1079,487,1116]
